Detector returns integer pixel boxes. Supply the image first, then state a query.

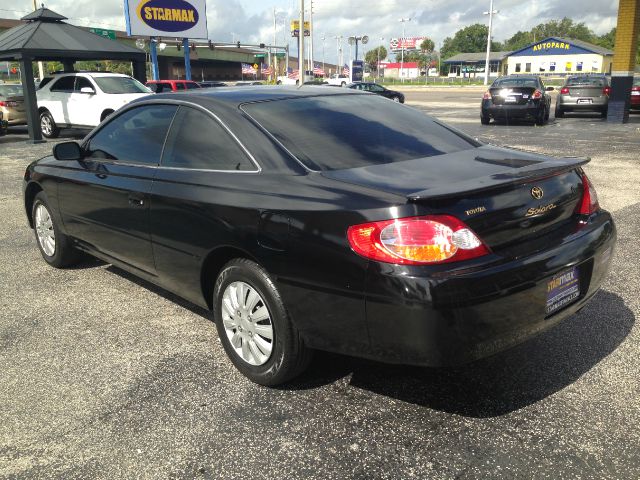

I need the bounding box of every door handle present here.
[128,195,145,207]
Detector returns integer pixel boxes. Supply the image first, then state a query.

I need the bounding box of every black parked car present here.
[347,82,405,103]
[481,75,553,125]
[198,81,228,88]
[23,87,615,385]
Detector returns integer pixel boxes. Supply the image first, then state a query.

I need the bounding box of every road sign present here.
[88,27,116,40]
[253,63,259,70]
[254,54,266,58]
[275,52,286,58]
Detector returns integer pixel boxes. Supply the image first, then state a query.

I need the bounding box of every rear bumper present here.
[630,94,640,109]
[363,212,616,366]
[557,96,608,110]
[482,100,543,119]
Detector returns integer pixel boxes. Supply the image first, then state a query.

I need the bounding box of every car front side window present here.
[85,105,178,165]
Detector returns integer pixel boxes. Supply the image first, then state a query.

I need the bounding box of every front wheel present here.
[555,106,564,118]
[39,110,59,138]
[213,258,312,386]
[32,191,81,267]
[392,96,401,103]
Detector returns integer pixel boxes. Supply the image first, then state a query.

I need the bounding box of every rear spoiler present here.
[407,156,590,201]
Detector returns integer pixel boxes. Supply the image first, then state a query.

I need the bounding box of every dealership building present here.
[444,37,614,78]
[506,37,613,75]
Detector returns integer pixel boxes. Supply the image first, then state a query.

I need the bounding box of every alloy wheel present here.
[35,203,55,256]
[221,281,274,366]
[40,115,52,136]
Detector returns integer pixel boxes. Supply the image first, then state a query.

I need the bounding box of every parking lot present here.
[1,87,639,479]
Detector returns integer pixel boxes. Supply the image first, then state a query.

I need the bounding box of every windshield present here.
[566,76,606,87]
[243,94,476,171]
[93,76,151,94]
[633,77,640,87]
[0,85,23,97]
[492,78,538,88]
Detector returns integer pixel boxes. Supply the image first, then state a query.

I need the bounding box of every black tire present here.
[480,114,491,125]
[39,110,60,138]
[213,258,312,386]
[392,96,401,103]
[544,105,550,121]
[100,110,114,122]
[535,107,546,126]
[341,81,346,87]
[31,191,81,268]
[555,105,564,118]
[600,108,608,118]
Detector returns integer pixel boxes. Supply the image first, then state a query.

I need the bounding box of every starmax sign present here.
[124,0,208,39]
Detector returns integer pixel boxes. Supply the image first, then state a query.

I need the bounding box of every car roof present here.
[133,85,363,108]
[47,72,130,78]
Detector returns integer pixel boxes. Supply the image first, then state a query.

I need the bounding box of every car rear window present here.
[242,95,476,171]
[492,78,538,88]
[0,85,23,97]
[633,77,640,87]
[566,77,606,87]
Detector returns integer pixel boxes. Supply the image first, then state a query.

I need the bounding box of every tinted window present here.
[75,77,93,91]
[86,105,177,165]
[370,84,385,92]
[38,77,53,90]
[566,77,606,87]
[175,83,185,90]
[50,76,76,92]
[93,76,150,94]
[492,77,538,88]
[185,82,200,89]
[243,95,475,171]
[162,107,255,171]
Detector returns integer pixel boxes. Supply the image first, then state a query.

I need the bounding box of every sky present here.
[1,0,620,64]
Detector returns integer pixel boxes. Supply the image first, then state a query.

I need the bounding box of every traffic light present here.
[177,42,181,51]
[208,40,214,50]
[259,43,265,49]
[236,41,241,48]
[191,43,196,51]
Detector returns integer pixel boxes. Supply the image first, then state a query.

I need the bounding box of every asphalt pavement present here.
[1,87,639,479]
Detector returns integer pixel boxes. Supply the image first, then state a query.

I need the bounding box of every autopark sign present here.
[124,0,208,39]
[389,37,427,52]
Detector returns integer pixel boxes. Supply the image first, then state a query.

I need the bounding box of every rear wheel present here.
[32,191,81,268]
[555,105,564,118]
[392,96,401,103]
[39,110,59,138]
[600,108,608,118]
[213,258,312,386]
[535,107,546,126]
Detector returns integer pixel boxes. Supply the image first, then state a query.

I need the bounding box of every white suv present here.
[37,72,151,138]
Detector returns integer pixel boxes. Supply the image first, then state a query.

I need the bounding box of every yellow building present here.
[506,37,613,76]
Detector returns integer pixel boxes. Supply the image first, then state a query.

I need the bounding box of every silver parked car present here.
[555,75,611,118]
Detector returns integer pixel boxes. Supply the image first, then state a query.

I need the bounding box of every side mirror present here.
[545,86,555,91]
[80,86,96,94]
[53,141,83,161]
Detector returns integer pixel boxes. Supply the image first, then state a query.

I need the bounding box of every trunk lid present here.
[322,145,588,250]
[489,86,538,105]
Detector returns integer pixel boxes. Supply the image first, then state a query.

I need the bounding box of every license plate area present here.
[577,98,592,104]
[504,96,517,103]
[546,266,580,315]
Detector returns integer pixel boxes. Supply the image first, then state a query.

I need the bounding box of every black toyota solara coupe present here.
[23,86,615,386]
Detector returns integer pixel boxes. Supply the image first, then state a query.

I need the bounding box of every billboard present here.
[124,0,208,39]
[290,20,310,37]
[389,37,427,53]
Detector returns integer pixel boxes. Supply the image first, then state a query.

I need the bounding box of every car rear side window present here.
[75,77,93,91]
[566,77,606,87]
[86,105,178,165]
[242,95,476,171]
[50,76,75,92]
[175,83,185,90]
[161,107,256,171]
[185,82,199,89]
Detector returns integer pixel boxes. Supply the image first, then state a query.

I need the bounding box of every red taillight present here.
[602,86,611,96]
[347,215,490,265]
[532,90,542,99]
[482,90,492,100]
[577,173,600,216]
[560,87,569,95]
[0,101,6,107]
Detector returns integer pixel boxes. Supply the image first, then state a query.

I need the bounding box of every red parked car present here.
[145,80,201,93]
[631,77,640,110]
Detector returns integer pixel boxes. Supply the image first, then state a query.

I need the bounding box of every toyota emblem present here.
[531,186,544,200]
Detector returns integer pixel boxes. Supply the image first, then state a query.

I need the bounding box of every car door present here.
[69,76,98,126]
[57,104,178,274]
[43,75,75,125]
[149,105,259,303]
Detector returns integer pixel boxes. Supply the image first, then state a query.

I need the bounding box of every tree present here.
[530,17,595,43]
[440,24,501,61]
[364,45,387,72]
[419,38,435,53]
[502,30,535,51]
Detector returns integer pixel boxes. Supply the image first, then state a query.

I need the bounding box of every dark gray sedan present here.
[555,75,610,118]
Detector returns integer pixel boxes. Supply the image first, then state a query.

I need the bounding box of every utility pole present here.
[399,17,411,83]
[335,35,342,75]
[483,0,498,85]
[298,0,304,87]
[321,34,326,74]
[272,7,277,80]
[309,0,314,77]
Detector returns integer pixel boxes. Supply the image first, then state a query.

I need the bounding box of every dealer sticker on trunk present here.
[546,266,580,315]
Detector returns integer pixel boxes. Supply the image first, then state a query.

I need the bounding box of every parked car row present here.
[481,74,639,125]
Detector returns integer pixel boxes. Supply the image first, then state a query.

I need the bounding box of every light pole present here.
[399,18,411,83]
[321,34,326,74]
[335,35,343,74]
[377,37,384,80]
[483,0,499,85]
